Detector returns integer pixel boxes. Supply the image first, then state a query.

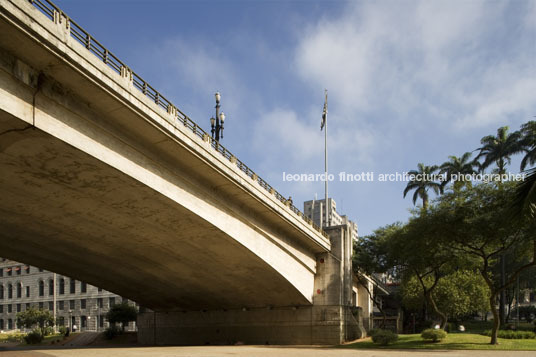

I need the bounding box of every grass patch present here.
[342,333,536,350]
[0,333,25,343]
[482,330,536,339]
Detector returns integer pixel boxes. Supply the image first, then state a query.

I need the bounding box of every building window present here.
[39,268,43,272]
[59,278,65,295]
[25,303,30,310]
[70,279,75,294]
[48,280,54,296]
[15,266,21,275]
[69,300,75,310]
[8,318,12,330]
[59,301,64,310]
[109,297,115,307]
[81,299,86,309]
[80,282,87,293]
[98,287,102,293]
[0,268,3,277]
[48,301,53,310]
[0,285,3,299]
[99,314,104,328]
[81,315,87,328]
[16,304,21,313]
[7,284,12,299]
[7,268,12,276]
[39,280,44,297]
[26,286,30,298]
[0,305,3,313]
[25,266,30,274]
[58,316,65,326]
[7,304,12,313]
[0,319,3,330]
[16,283,22,298]
[39,302,43,310]
[97,298,103,308]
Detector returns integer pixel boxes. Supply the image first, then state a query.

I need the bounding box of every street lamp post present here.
[97,301,101,332]
[68,310,72,332]
[210,92,226,142]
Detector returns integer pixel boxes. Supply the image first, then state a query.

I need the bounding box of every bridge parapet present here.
[26,0,328,241]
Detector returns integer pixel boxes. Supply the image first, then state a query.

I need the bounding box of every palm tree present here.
[476,126,522,176]
[520,121,536,171]
[513,167,536,218]
[403,163,443,210]
[476,125,523,327]
[439,152,479,192]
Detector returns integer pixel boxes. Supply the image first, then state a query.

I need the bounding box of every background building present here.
[304,198,358,241]
[0,258,136,332]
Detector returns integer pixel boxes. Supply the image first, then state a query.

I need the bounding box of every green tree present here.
[401,270,489,321]
[514,167,536,218]
[403,163,443,210]
[429,183,535,344]
[106,303,137,332]
[353,223,402,327]
[475,125,523,326]
[16,307,54,336]
[358,218,454,329]
[519,121,536,171]
[476,126,522,176]
[439,152,478,192]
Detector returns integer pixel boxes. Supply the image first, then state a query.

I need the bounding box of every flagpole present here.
[324,89,328,228]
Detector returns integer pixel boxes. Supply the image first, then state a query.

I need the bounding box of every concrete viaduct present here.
[0,0,361,345]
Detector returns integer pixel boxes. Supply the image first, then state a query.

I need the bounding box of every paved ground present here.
[0,346,535,357]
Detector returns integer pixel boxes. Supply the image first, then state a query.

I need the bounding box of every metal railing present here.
[28,0,327,239]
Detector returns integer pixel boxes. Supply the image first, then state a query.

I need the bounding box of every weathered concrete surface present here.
[138,305,357,345]
[0,0,331,312]
[135,226,359,345]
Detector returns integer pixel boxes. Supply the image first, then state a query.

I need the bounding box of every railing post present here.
[53,10,70,40]
[167,105,177,118]
[120,66,133,83]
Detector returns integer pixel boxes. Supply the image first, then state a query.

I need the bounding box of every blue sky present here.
[53,0,536,236]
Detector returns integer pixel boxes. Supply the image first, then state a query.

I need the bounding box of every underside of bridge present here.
[0,109,312,311]
[0,0,331,312]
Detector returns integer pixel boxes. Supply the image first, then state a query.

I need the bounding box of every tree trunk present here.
[500,254,506,325]
[505,285,515,323]
[489,293,500,345]
[426,290,448,329]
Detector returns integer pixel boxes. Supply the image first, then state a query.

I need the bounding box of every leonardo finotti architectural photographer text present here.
[282,171,527,183]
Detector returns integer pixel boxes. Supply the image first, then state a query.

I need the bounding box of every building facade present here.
[0,258,135,332]
[304,198,358,241]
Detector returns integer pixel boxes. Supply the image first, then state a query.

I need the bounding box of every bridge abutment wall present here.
[137,225,363,345]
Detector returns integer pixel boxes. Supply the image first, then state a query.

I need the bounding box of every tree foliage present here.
[401,270,489,320]
[106,303,137,331]
[422,182,535,344]
[16,307,54,336]
[403,163,443,210]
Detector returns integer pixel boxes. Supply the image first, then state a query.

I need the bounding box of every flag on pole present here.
[321,90,327,130]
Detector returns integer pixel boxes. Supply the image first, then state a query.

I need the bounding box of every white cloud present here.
[293,0,535,131]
